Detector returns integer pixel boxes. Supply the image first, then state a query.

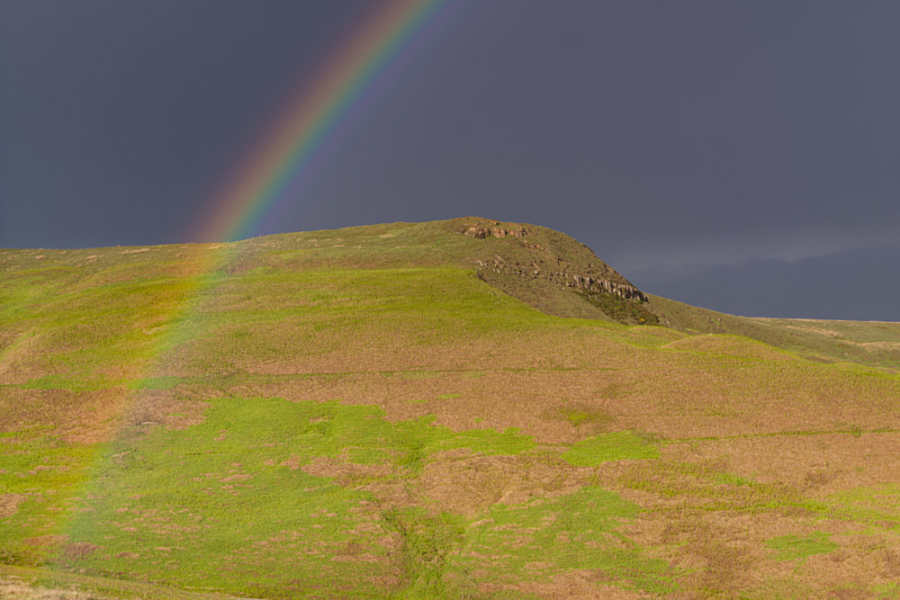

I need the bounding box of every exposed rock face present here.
[463,223,528,240]
[460,219,649,303]
[476,255,648,302]
[462,223,545,250]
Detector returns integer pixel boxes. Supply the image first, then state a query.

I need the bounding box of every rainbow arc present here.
[56,0,444,553]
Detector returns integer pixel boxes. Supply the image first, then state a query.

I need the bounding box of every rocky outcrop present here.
[462,223,545,250]
[462,223,528,240]
[475,255,648,302]
[459,219,649,303]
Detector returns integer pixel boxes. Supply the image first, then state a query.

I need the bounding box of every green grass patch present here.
[382,507,467,598]
[0,435,99,566]
[52,396,534,598]
[874,581,900,599]
[821,483,900,528]
[460,486,677,594]
[132,376,184,391]
[21,375,114,393]
[765,532,838,561]
[553,404,613,428]
[562,431,659,466]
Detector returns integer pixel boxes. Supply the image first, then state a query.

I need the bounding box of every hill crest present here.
[2,216,899,368]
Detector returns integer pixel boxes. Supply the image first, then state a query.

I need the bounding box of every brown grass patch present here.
[0,576,96,600]
[123,390,209,433]
[663,432,900,495]
[0,331,48,385]
[234,368,642,445]
[485,570,648,599]
[0,388,129,444]
[222,328,629,381]
[279,455,302,471]
[62,542,99,561]
[0,494,25,518]
[622,501,900,598]
[417,451,592,516]
[301,455,394,485]
[206,327,900,445]
[22,535,67,551]
[859,341,900,351]
[624,511,802,596]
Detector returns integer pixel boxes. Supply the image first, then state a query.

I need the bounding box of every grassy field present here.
[1,218,898,599]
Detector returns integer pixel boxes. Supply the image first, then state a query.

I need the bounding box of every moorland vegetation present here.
[1,218,898,599]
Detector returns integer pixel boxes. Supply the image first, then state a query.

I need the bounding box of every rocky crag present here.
[454,218,656,324]
[459,220,648,301]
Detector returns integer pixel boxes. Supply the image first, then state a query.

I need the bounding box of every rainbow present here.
[52,0,445,562]
[195,0,443,245]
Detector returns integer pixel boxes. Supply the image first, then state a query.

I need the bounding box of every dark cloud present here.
[632,245,900,321]
[2,1,898,319]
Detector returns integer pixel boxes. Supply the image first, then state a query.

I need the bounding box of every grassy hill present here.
[1,218,898,599]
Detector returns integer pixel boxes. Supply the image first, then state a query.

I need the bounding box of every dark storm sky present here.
[2,1,899,320]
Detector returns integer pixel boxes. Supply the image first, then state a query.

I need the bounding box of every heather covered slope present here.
[1,219,898,599]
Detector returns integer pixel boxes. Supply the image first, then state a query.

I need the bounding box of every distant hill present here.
[1,218,898,599]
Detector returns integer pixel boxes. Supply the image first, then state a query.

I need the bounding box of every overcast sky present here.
[2,0,898,320]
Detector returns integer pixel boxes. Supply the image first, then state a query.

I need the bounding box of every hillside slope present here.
[648,295,900,372]
[1,218,898,599]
